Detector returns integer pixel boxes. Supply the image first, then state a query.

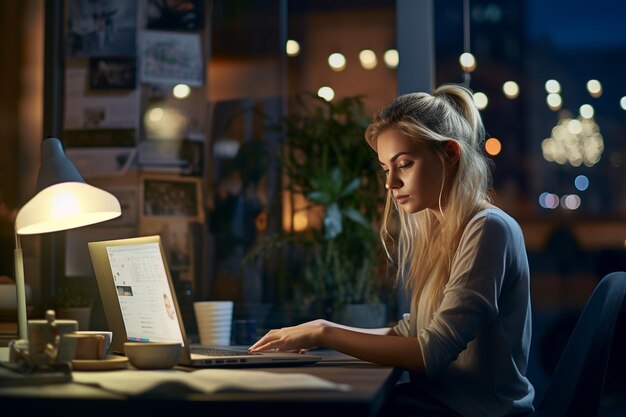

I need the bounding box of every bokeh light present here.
[459,52,476,72]
[586,79,602,98]
[545,79,561,94]
[359,49,377,70]
[561,194,581,210]
[539,192,559,209]
[546,93,562,111]
[172,84,191,99]
[144,106,188,141]
[383,49,399,68]
[502,81,520,99]
[317,86,335,102]
[579,104,594,119]
[541,114,604,167]
[574,175,589,191]
[286,39,300,56]
[485,137,502,156]
[328,53,346,71]
[473,92,488,110]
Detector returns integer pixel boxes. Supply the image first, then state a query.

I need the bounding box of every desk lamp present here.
[13,137,121,340]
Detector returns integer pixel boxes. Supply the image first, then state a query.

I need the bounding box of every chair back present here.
[531,271,626,417]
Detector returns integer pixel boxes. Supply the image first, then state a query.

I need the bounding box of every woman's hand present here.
[248,323,326,353]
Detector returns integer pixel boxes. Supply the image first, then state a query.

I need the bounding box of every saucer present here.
[71,355,129,371]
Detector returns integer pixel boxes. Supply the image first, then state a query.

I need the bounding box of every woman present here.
[250,84,535,417]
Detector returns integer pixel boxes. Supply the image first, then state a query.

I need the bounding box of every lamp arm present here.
[14,233,28,340]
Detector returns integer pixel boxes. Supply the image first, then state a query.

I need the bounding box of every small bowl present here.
[124,342,182,370]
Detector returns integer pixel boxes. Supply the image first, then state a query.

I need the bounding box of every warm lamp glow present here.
[15,182,121,235]
[51,190,80,218]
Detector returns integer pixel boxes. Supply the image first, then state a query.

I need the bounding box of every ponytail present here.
[365,83,492,321]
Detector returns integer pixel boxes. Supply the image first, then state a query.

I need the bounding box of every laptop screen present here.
[106,241,184,344]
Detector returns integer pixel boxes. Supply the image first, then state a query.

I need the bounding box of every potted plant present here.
[249,94,391,327]
[54,282,94,331]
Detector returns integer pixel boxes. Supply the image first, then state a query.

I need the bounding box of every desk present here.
[0,348,403,417]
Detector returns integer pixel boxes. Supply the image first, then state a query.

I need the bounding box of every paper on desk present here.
[73,369,350,396]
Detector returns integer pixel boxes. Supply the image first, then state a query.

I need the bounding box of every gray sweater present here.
[394,207,535,417]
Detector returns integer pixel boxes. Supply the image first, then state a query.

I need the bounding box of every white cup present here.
[194,301,233,346]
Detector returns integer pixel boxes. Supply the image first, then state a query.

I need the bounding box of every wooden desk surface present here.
[0,349,403,417]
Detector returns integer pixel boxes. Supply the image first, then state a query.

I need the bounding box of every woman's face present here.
[376,128,444,214]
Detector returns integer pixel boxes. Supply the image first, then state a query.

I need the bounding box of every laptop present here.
[88,235,320,367]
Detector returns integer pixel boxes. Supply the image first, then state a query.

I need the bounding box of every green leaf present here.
[307,190,330,204]
[339,177,361,198]
[343,208,371,228]
[323,203,342,239]
[330,167,342,185]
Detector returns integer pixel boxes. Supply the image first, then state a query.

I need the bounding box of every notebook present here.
[88,235,320,367]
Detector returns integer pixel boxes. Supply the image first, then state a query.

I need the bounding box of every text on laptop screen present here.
[106,242,184,344]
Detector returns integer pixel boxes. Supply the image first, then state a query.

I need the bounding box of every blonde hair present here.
[364,84,492,319]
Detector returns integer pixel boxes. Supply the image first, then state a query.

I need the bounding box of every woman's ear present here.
[443,140,461,166]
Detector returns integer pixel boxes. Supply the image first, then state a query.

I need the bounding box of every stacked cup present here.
[193,301,233,346]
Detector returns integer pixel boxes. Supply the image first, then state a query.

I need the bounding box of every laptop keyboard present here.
[191,346,258,356]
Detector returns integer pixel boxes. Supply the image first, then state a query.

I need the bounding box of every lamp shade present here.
[14,137,121,235]
[15,182,121,235]
[35,137,84,191]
